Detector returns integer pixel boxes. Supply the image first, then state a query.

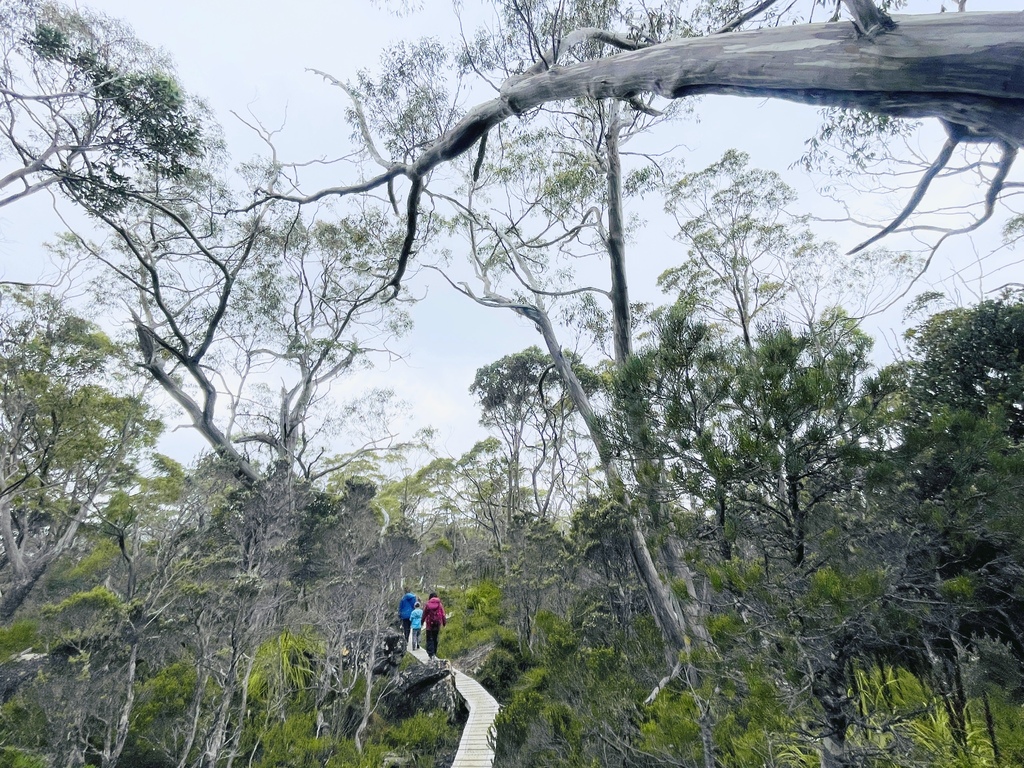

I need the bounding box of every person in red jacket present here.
[421,592,447,659]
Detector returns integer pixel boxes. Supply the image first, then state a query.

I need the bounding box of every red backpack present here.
[423,602,443,630]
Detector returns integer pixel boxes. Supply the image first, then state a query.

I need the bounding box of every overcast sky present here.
[2,0,1020,468]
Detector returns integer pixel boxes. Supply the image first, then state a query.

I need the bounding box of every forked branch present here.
[842,0,896,37]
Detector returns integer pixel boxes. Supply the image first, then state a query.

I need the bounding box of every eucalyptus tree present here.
[1,0,412,492]
[661,150,796,349]
[0,0,203,214]
[0,286,160,619]
[471,346,596,523]
[661,148,925,346]
[418,0,715,674]
[56,165,412,488]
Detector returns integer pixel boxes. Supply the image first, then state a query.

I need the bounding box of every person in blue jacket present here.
[398,587,417,642]
[409,601,424,650]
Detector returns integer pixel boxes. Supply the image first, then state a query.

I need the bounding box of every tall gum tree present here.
[55,160,413,489]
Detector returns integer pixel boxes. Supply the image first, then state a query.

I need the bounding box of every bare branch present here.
[308,68,393,170]
[715,0,784,34]
[520,27,648,77]
[848,123,963,254]
[256,167,405,207]
[472,131,488,182]
[386,175,423,299]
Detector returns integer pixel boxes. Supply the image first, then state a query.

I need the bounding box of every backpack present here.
[423,603,442,630]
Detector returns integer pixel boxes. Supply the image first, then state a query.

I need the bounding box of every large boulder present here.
[382,659,467,725]
[0,649,58,704]
[372,626,407,674]
[340,626,406,676]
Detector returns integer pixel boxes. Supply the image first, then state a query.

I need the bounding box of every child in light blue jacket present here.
[409,602,424,650]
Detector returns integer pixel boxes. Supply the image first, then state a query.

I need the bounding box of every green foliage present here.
[661,149,797,336]
[0,747,46,768]
[432,583,505,658]
[477,628,533,700]
[806,566,885,617]
[0,699,48,754]
[42,538,120,598]
[639,689,702,760]
[40,585,125,647]
[0,622,40,663]
[355,37,456,161]
[241,705,456,768]
[939,574,976,603]
[25,10,204,183]
[290,489,346,585]
[133,661,199,732]
[248,628,324,709]
[800,107,919,176]
[248,711,337,768]
[494,609,656,766]
[472,347,567,420]
[374,455,455,525]
[906,298,1024,442]
[379,709,460,753]
[703,559,765,594]
[463,580,503,624]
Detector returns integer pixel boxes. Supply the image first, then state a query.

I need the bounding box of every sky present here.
[1,0,1021,468]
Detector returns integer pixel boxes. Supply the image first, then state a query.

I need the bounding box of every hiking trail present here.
[410,647,499,767]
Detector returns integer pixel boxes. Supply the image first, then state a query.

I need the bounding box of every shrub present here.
[477,633,531,700]
[0,747,46,768]
[0,621,39,663]
[380,710,459,753]
[248,712,334,768]
[432,583,505,659]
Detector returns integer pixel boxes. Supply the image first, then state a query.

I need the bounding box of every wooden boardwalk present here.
[410,647,499,767]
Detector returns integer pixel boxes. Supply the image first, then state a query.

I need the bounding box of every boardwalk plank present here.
[409,647,499,767]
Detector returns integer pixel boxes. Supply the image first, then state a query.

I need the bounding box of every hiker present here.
[398,587,418,642]
[422,592,447,659]
[409,601,424,650]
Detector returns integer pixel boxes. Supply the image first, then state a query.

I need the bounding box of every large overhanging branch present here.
[404,12,1024,185]
[297,10,1022,298]
[496,12,1024,145]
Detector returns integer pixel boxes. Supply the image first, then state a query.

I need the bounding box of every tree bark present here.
[0,497,26,579]
[517,305,710,661]
[102,638,139,768]
[407,12,1024,185]
[498,13,1024,145]
[176,667,210,768]
[202,630,244,768]
[0,504,89,620]
[604,100,632,363]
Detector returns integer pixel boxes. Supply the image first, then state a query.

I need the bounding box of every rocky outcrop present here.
[382,659,467,725]
[0,649,51,703]
[371,627,407,675]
